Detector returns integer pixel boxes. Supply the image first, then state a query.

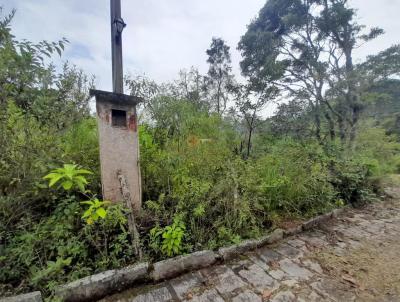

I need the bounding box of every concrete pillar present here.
[91,89,142,213]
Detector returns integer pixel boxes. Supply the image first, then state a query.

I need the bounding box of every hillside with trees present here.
[0,1,399,299]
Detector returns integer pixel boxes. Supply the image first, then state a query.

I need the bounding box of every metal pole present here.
[110,0,124,94]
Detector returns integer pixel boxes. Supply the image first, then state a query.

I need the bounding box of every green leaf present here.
[76,169,93,175]
[74,176,88,184]
[82,210,92,218]
[76,182,85,193]
[96,207,107,219]
[48,174,63,187]
[63,257,72,266]
[43,172,59,180]
[62,180,73,190]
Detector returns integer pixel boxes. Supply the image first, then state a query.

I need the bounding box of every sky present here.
[3,0,400,94]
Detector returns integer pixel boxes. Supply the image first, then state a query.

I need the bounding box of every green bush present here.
[354,126,400,176]
[0,195,135,296]
[241,139,337,218]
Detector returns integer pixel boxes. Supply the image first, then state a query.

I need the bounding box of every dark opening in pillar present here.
[112,109,127,128]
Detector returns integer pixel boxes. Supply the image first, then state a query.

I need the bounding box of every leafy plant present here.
[43,165,112,226]
[43,164,92,192]
[161,219,186,256]
[31,257,72,289]
[149,218,186,257]
[81,199,110,225]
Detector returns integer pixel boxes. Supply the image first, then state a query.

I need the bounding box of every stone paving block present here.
[286,238,306,249]
[346,239,362,249]
[357,220,372,227]
[184,289,224,302]
[238,264,276,290]
[169,272,204,300]
[130,286,173,302]
[335,241,347,249]
[281,279,299,288]
[308,230,327,239]
[330,224,347,233]
[345,215,368,224]
[256,247,282,263]
[215,271,247,296]
[0,292,42,302]
[301,235,328,248]
[302,259,323,274]
[229,258,254,272]
[333,246,346,256]
[200,264,227,277]
[274,243,303,258]
[232,290,262,302]
[216,270,246,294]
[201,265,247,296]
[248,254,270,271]
[278,259,313,280]
[268,269,286,280]
[270,290,296,302]
[338,227,371,240]
[363,224,385,235]
[311,278,356,302]
[296,288,325,302]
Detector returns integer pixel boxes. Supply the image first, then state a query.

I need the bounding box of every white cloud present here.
[3,0,400,93]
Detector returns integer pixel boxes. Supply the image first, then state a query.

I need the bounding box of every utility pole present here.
[90,0,143,214]
[110,0,125,93]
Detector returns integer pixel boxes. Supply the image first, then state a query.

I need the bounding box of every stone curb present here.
[218,228,284,261]
[151,250,218,281]
[283,225,303,237]
[0,292,42,302]
[332,207,346,218]
[302,213,333,231]
[54,262,149,302]
[5,207,347,302]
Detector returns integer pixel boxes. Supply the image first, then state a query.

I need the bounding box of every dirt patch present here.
[314,234,400,301]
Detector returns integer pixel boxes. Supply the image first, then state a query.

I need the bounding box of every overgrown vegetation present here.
[1,1,400,298]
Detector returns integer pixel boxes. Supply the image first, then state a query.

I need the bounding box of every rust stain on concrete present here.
[128,113,137,132]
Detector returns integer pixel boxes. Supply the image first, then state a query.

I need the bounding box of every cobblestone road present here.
[100,190,400,302]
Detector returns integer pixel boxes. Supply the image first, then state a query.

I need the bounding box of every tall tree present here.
[205,37,234,114]
[0,9,89,129]
[239,0,385,144]
[238,0,333,142]
[318,0,384,143]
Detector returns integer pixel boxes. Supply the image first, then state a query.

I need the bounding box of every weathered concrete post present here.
[91,90,142,212]
[90,0,142,212]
